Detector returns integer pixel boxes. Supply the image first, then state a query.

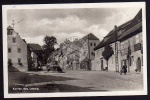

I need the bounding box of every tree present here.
[102,44,114,71]
[42,35,57,63]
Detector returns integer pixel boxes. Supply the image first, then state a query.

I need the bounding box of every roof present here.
[94,9,142,50]
[7,25,14,30]
[27,44,42,50]
[118,9,142,41]
[82,33,99,41]
[118,21,142,41]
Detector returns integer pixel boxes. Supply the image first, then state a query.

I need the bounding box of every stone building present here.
[7,26,28,71]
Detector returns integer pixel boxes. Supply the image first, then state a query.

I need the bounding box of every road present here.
[26,69,143,92]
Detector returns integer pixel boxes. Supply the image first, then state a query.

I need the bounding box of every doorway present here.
[101,59,103,71]
[136,57,141,72]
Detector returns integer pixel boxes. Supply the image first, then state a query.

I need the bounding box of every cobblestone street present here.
[27,70,143,91]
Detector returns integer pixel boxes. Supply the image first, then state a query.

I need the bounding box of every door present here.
[101,59,103,71]
[136,57,141,72]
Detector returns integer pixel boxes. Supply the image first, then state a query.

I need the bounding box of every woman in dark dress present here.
[122,64,127,75]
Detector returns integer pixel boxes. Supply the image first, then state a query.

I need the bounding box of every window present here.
[10,31,13,35]
[8,48,11,53]
[18,58,21,63]
[8,59,12,62]
[91,52,95,56]
[12,37,16,43]
[7,30,13,35]
[94,43,96,46]
[18,48,21,53]
[7,30,10,35]
[90,43,92,46]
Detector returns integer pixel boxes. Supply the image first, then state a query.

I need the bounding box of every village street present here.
[25,69,143,92]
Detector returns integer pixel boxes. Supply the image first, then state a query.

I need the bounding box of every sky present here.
[7,8,141,46]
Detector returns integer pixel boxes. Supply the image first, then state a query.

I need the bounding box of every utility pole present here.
[114,25,119,72]
[87,33,91,71]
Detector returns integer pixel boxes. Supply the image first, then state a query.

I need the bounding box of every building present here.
[93,20,132,71]
[118,9,143,73]
[80,33,100,70]
[7,26,28,71]
[94,9,143,73]
[56,33,100,70]
[27,43,43,70]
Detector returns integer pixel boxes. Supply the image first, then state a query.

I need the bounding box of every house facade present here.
[27,43,43,70]
[118,9,143,73]
[93,9,143,73]
[7,26,28,71]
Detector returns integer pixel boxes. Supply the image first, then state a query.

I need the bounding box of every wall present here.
[120,32,143,73]
[7,30,28,71]
[93,42,118,72]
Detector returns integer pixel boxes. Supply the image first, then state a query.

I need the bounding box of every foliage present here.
[42,35,57,63]
[102,44,114,61]
[102,44,114,70]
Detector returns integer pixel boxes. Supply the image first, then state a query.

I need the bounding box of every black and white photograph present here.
[2,2,147,98]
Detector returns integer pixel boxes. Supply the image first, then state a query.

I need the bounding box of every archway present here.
[136,57,141,72]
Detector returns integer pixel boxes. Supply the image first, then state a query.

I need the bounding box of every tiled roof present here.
[118,21,142,41]
[82,33,99,41]
[94,9,142,50]
[27,43,42,50]
[118,9,142,41]
[7,25,14,30]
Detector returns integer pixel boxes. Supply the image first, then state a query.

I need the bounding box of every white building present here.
[7,26,28,71]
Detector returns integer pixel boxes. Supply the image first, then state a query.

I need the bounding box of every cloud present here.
[84,24,109,41]
[23,35,45,46]
[7,8,141,45]
[13,15,88,38]
[52,32,86,44]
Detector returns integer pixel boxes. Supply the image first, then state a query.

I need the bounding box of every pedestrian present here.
[122,64,127,75]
